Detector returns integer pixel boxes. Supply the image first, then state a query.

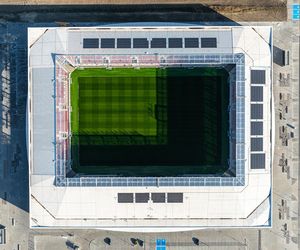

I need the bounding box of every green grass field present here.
[70,67,229,176]
[71,68,158,137]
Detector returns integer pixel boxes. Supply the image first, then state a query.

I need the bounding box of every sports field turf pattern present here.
[70,67,229,176]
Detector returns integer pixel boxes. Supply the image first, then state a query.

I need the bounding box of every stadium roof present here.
[28,24,273,231]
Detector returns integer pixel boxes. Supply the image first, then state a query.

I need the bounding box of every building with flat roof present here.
[28,24,273,231]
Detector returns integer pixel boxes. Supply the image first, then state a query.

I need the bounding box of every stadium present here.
[28,24,273,230]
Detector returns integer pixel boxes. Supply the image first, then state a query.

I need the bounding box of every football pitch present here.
[71,68,159,137]
[70,67,229,176]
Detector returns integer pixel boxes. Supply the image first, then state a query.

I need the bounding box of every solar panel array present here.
[151,38,167,48]
[251,121,263,135]
[251,154,266,169]
[251,138,263,151]
[117,193,183,203]
[118,193,134,203]
[184,38,199,48]
[117,38,131,48]
[167,193,183,203]
[133,38,149,48]
[101,38,115,48]
[251,70,266,84]
[168,38,183,48]
[250,69,266,169]
[201,37,217,48]
[251,86,263,102]
[251,104,263,119]
[135,193,150,203]
[82,37,217,49]
[83,38,99,48]
[151,193,166,203]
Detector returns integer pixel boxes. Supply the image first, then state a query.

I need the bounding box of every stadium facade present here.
[28,24,273,230]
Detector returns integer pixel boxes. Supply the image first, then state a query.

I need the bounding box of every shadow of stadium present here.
[0,42,29,213]
[0,4,239,24]
[0,3,239,212]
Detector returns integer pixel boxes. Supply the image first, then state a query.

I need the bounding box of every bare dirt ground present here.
[0,1,287,22]
[0,0,287,5]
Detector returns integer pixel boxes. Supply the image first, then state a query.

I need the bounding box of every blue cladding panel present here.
[292,4,300,20]
[156,239,167,250]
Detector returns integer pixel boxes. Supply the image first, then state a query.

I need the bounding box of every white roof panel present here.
[28,25,272,230]
[32,68,55,175]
